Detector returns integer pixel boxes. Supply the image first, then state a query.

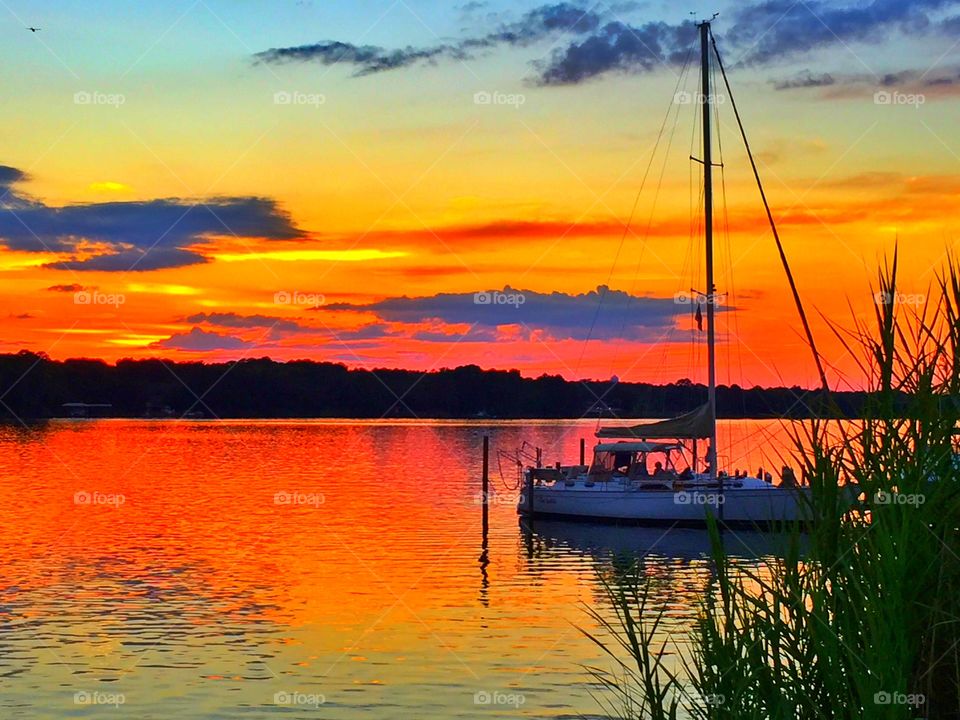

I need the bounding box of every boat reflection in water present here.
[517,516,802,671]
[521,517,798,563]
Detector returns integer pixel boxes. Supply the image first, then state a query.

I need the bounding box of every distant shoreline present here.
[0,351,882,422]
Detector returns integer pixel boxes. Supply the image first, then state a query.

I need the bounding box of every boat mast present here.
[700,19,718,482]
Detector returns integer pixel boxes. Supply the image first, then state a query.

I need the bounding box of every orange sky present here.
[1,1,958,389]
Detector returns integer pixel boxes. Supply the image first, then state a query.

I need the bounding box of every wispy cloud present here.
[773,65,960,97]
[255,3,602,73]
[185,312,313,336]
[255,2,623,83]
[46,283,93,293]
[773,70,836,90]
[255,0,960,85]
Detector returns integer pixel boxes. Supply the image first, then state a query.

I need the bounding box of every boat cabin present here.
[588,441,685,484]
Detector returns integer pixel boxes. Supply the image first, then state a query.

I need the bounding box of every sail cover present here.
[594,441,682,453]
[596,403,712,440]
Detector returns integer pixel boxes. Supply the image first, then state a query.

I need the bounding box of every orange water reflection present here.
[0,420,797,719]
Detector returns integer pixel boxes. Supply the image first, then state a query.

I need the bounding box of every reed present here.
[588,257,960,720]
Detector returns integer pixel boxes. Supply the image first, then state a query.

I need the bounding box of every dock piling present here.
[481,435,489,540]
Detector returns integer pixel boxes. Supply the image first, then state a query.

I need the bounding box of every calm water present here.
[0,419,801,719]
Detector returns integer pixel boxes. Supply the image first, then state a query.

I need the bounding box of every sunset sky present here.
[1,0,958,388]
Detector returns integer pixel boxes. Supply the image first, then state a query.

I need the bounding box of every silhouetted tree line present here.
[0,351,883,420]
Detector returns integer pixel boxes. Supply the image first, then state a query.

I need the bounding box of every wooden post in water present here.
[481,435,489,541]
[580,438,585,466]
[478,435,490,597]
[525,462,535,526]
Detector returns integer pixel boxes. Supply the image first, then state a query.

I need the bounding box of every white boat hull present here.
[518,480,811,527]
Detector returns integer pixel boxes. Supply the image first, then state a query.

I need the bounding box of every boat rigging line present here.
[575,40,697,396]
[710,28,831,394]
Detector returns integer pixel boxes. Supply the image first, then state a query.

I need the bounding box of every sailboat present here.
[517,19,827,528]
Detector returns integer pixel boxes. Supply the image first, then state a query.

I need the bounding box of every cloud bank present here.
[323,285,715,341]
[0,164,303,271]
[151,286,731,354]
[153,327,255,352]
[728,0,959,65]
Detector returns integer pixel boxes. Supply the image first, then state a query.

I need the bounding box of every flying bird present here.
[27,27,41,32]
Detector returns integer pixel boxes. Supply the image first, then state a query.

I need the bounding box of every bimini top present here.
[596,403,713,440]
[594,441,682,453]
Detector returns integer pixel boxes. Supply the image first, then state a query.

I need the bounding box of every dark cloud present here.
[773,65,960,97]
[152,327,255,352]
[941,14,960,33]
[411,327,498,343]
[536,20,694,85]
[255,2,604,76]
[871,68,960,89]
[925,72,960,86]
[883,68,960,88]
[0,165,26,187]
[170,313,406,346]
[185,312,312,335]
[256,41,452,74]
[334,323,403,342]
[46,283,91,292]
[538,0,960,83]
[158,286,734,350]
[50,247,211,272]
[324,285,714,341]
[728,0,958,65]
[773,70,836,90]
[0,164,304,271]
[255,0,960,86]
